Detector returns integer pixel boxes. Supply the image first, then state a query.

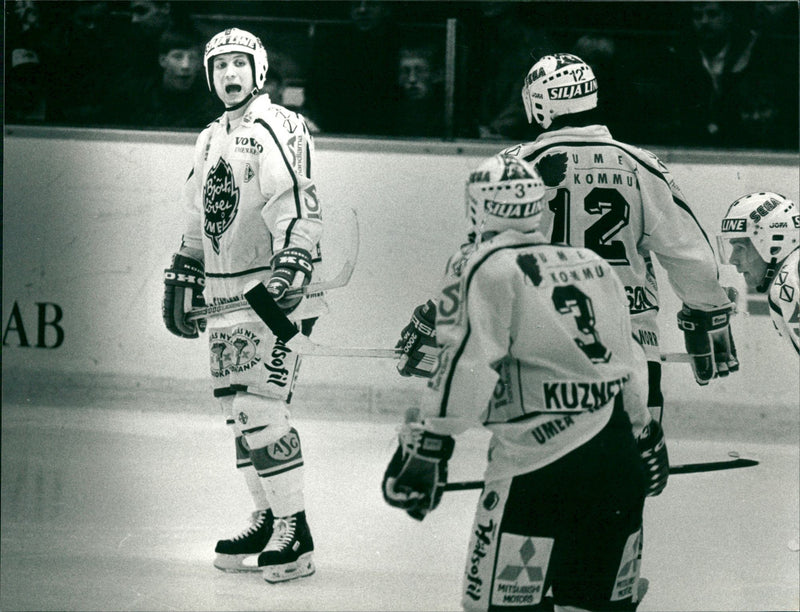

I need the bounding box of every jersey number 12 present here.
[548,187,631,265]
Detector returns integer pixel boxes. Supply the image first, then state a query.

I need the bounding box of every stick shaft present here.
[304,347,399,358]
[443,457,758,492]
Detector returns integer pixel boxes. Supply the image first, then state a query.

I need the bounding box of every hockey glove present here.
[267,247,313,314]
[162,253,206,338]
[382,412,455,521]
[677,304,739,385]
[396,300,439,377]
[637,419,669,497]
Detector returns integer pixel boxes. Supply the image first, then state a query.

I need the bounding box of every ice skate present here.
[258,511,315,583]
[213,508,274,572]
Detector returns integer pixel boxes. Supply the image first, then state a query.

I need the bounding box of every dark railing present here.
[6,2,798,150]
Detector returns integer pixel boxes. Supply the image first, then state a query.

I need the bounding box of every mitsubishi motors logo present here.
[497,538,543,582]
[492,534,553,607]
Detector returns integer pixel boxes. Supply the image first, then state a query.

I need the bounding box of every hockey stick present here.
[443,453,758,492]
[309,348,689,361]
[296,346,399,358]
[187,260,355,322]
[660,353,692,363]
[187,209,360,323]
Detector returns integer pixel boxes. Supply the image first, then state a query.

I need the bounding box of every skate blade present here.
[214,553,261,573]
[262,552,315,583]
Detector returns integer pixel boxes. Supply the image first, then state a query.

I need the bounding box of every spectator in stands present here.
[7,49,47,122]
[570,34,635,140]
[120,1,175,82]
[734,1,798,149]
[305,0,400,135]
[263,68,321,133]
[388,43,445,137]
[663,2,762,147]
[46,1,125,124]
[464,2,554,141]
[6,1,47,122]
[107,27,217,128]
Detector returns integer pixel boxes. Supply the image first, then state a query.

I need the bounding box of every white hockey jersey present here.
[180,94,326,324]
[424,230,650,482]
[768,248,800,354]
[503,125,731,360]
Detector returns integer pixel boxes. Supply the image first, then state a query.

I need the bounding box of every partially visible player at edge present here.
[384,154,668,611]
[717,192,800,354]
[161,27,324,582]
[508,53,739,421]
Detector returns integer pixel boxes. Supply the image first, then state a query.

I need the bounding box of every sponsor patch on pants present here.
[491,534,553,607]
[611,528,642,601]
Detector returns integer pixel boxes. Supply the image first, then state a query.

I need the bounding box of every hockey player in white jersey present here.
[717,192,800,354]
[161,28,324,582]
[384,154,668,611]
[509,53,739,422]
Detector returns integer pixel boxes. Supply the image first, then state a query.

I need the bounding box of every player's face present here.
[727,238,767,289]
[212,52,254,106]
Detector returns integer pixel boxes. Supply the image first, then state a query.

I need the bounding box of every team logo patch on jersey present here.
[244,163,255,183]
[209,327,261,378]
[491,534,553,607]
[203,157,240,254]
[535,152,568,187]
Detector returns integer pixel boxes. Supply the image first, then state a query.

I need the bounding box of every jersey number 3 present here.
[552,285,611,363]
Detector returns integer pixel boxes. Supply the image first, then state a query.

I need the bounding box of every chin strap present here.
[225,88,259,112]
[756,258,779,293]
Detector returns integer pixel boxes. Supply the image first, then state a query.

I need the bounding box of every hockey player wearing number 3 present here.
[385,154,667,611]
[508,53,739,422]
[161,28,325,582]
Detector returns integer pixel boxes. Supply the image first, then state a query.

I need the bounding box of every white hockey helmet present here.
[466,154,546,240]
[717,191,799,291]
[522,53,598,129]
[204,28,268,93]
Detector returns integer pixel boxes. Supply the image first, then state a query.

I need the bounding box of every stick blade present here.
[669,457,759,474]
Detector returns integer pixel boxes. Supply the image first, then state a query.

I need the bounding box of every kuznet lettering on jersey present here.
[542,375,629,411]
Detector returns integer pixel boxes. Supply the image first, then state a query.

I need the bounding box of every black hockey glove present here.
[382,411,455,521]
[267,247,313,314]
[396,299,439,377]
[637,419,669,497]
[677,304,739,385]
[162,253,206,338]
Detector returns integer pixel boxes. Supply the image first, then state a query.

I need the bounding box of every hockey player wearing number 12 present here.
[161,28,325,583]
[384,154,668,611]
[508,53,739,422]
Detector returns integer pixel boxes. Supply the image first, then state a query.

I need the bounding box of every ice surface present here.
[2,403,798,611]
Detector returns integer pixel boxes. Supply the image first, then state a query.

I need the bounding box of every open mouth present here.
[225,84,242,94]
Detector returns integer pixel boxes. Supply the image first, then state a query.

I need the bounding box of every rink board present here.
[3,125,799,422]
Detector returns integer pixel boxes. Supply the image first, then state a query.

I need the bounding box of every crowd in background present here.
[6,0,798,150]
